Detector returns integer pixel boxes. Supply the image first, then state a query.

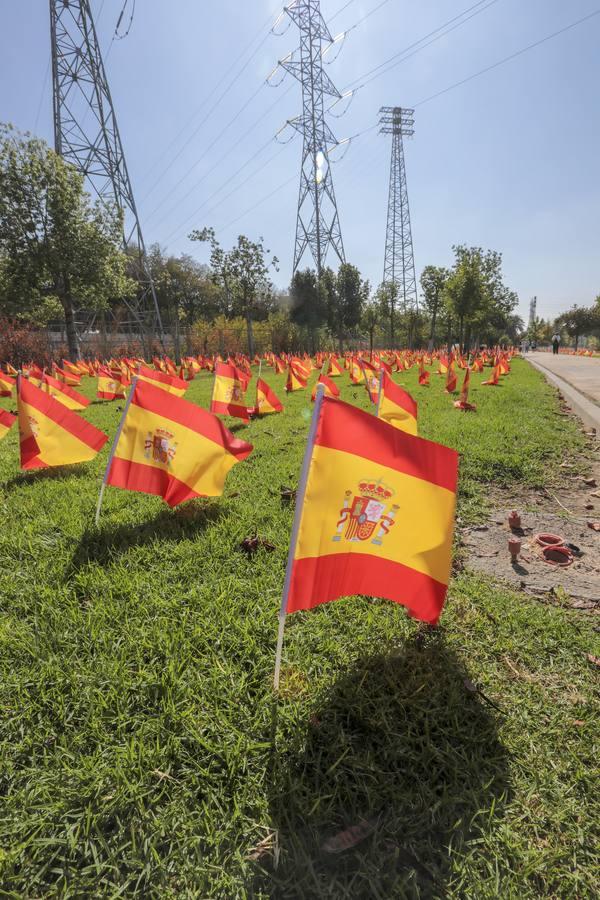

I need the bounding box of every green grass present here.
[0,359,598,897]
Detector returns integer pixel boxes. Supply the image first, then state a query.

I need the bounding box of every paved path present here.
[526,352,600,431]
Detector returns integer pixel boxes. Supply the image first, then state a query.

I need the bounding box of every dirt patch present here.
[460,421,600,611]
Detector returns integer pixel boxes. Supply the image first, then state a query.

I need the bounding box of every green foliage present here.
[420,265,449,347]
[189,227,278,358]
[289,268,327,353]
[0,124,134,357]
[0,360,596,896]
[554,304,600,349]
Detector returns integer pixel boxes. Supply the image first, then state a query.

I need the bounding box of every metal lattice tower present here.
[49,0,164,349]
[278,0,345,275]
[379,106,418,312]
[528,296,537,331]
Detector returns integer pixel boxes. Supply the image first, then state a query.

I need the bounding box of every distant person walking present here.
[551,332,561,355]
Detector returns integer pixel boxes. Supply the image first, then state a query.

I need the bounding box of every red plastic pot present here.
[541,545,573,567]
[534,533,564,548]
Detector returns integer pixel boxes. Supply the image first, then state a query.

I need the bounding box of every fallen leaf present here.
[239,535,276,555]
[587,522,600,532]
[572,720,586,727]
[586,654,600,668]
[322,817,379,854]
[583,478,597,487]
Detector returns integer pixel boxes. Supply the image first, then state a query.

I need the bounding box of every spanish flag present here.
[211,361,250,421]
[418,358,430,386]
[282,396,458,626]
[360,361,380,405]
[138,364,187,397]
[43,373,90,411]
[349,358,364,384]
[324,356,343,377]
[377,371,418,435]
[0,409,16,441]
[286,364,307,393]
[54,365,81,387]
[482,364,500,386]
[105,379,253,507]
[0,371,16,397]
[454,366,476,411]
[312,374,340,400]
[62,359,83,377]
[5,363,18,376]
[255,378,283,415]
[28,365,45,387]
[18,378,107,470]
[97,366,127,400]
[445,360,457,393]
[437,356,448,376]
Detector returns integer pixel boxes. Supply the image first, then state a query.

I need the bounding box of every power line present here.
[33,55,51,134]
[345,0,500,90]
[414,6,600,107]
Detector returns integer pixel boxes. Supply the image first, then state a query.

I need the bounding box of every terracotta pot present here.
[508,510,521,529]
[508,537,521,561]
[541,545,573,567]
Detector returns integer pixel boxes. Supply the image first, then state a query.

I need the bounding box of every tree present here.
[190,228,278,358]
[361,301,381,358]
[554,305,600,350]
[289,268,327,353]
[0,124,134,358]
[375,281,400,348]
[420,265,449,349]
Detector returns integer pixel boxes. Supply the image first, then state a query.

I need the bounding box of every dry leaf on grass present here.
[586,522,600,532]
[585,654,600,668]
[321,817,379,854]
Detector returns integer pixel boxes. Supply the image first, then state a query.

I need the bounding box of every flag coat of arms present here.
[377,371,418,435]
[0,409,16,441]
[18,379,108,470]
[211,361,250,421]
[284,397,458,625]
[0,371,16,397]
[105,379,253,506]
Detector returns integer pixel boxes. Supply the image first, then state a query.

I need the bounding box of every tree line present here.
[2,124,597,360]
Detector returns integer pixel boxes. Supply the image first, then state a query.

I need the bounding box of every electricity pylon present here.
[276,0,345,275]
[49,0,164,351]
[379,106,418,313]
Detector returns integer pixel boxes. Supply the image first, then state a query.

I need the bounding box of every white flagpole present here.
[94,375,138,527]
[274,383,325,691]
[375,369,384,417]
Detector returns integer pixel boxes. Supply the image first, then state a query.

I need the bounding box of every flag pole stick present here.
[274,383,325,692]
[94,375,138,527]
[375,369,383,417]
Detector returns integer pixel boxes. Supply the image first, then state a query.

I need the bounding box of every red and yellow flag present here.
[105,379,253,507]
[445,360,457,393]
[28,365,44,387]
[211,361,250,421]
[418,358,430,386]
[97,366,127,400]
[454,366,476,411]
[312,374,340,401]
[324,356,343,377]
[255,378,283,415]
[138,364,187,397]
[0,371,16,397]
[54,365,81,387]
[482,364,500,386]
[286,364,307,393]
[283,397,458,624]
[349,357,364,384]
[377,371,418,435]
[5,363,18,376]
[0,409,16,441]
[18,379,107,470]
[43,373,89,411]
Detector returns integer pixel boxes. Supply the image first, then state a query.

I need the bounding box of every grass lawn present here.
[0,358,598,897]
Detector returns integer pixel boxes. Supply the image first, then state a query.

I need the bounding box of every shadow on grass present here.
[257,636,509,897]
[3,464,90,489]
[68,500,224,570]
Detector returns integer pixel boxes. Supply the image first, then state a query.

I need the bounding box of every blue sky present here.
[1,0,599,324]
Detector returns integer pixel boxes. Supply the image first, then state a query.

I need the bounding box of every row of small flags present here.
[0,349,512,682]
